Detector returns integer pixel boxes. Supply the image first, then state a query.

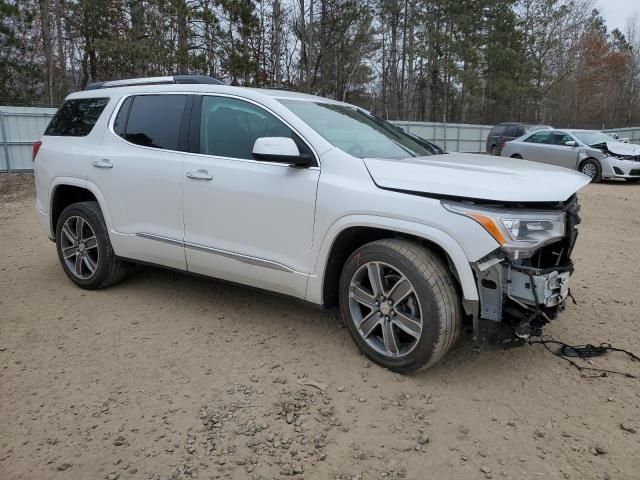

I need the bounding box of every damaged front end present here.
[444,196,581,348]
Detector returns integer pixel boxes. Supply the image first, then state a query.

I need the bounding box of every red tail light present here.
[32,141,42,161]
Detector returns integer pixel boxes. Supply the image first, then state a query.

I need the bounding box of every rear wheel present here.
[339,239,462,372]
[511,154,523,159]
[55,201,128,289]
[490,145,498,156]
[579,159,602,183]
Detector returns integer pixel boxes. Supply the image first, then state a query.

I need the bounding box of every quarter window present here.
[118,95,187,151]
[45,98,109,136]
[199,96,308,161]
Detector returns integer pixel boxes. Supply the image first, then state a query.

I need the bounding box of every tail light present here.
[501,143,506,151]
[32,141,42,161]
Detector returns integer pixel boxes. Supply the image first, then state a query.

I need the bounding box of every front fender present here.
[306,214,481,304]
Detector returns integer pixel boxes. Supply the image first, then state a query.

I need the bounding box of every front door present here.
[182,95,320,298]
[546,131,580,170]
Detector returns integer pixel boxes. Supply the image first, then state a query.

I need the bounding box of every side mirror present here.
[565,140,576,147]
[252,137,312,167]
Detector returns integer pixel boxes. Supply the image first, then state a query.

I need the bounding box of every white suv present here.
[34,76,590,372]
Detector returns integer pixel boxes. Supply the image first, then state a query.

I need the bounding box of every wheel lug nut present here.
[388,299,393,305]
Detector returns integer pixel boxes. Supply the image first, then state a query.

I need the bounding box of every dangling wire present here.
[529,336,639,379]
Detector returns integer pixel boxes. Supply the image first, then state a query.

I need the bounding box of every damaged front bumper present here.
[602,157,640,179]
[470,198,581,348]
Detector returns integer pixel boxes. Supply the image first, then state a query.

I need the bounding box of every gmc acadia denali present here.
[33,76,590,372]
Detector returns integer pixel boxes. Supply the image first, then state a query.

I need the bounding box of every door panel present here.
[546,131,579,169]
[182,95,320,298]
[522,131,552,163]
[87,94,189,269]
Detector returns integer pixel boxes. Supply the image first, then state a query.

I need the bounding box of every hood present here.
[363,153,591,203]
[599,141,640,157]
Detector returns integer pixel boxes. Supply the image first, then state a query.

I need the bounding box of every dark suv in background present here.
[486,122,551,155]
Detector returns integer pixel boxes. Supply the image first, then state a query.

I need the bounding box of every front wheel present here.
[55,201,128,289]
[339,239,462,372]
[579,159,602,183]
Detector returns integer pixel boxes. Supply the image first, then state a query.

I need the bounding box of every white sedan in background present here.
[501,129,640,183]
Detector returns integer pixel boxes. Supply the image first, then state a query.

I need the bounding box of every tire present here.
[579,159,602,183]
[490,145,498,156]
[624,178,640,183]
[55,201,128,289]
[511,154,523,159]
[338,239,462,373]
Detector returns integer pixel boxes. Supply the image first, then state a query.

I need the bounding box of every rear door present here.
[181,94,320,298]
[86,93,190,269]
[521,131,552,163]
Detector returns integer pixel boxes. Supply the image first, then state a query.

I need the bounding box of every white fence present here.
[392,121,493,152]
[1,105,640,173]
[0,106,57,172]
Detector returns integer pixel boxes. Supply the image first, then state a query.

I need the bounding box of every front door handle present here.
[91,159,113,169]
[186,169,213,181]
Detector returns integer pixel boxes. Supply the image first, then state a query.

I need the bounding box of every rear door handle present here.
[91,159,113,169]
[186,169,213,181]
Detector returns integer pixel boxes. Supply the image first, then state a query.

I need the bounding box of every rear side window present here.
[490,125,506,136]
[117,95,187,151]
[45,98,109,136]
[525,131,552,144]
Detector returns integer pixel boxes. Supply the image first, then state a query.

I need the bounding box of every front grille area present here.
[630,169,640,176]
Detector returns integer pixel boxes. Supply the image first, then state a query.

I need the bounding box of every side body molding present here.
[306,215,480,304]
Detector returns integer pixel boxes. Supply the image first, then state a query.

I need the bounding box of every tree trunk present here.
[39,0,54,106]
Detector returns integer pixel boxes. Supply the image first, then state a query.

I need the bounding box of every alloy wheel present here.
[60,216,99,280]
[581,163,597,178]
[348,261,423,358]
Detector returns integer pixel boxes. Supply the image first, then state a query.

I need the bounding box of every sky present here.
[597,0,639,34]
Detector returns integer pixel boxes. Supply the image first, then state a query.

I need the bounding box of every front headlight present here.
[442,201,565,259]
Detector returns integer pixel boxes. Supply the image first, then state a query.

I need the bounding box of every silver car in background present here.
[501,129,640,183]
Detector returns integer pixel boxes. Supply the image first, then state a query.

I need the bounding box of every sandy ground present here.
[1,173,639,480]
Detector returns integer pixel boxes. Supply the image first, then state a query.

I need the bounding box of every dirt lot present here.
[1,173,639,480]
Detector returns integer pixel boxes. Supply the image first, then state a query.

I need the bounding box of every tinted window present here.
[113,97,133,136]
[45,98,109,136]
[525,131,552,144]
[280,100,432,159]
[504,126,518,136]
[490,125,506,136]
[200,96,310,161]
[550,131,573,145]
[121,95,187,150]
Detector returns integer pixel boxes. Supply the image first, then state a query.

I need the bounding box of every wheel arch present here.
[49,179,112,237]
[310,216,480,308]
[578,156,601,170]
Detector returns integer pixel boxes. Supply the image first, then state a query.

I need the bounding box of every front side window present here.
[118,95,187,150]
[524,131,552,144]
[199,96,307,161]
[550,131,573,145]
[279,100,433,159]
[45,97,109,136]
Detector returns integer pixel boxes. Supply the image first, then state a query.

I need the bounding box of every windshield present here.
[279,100,433,159]
[573,131,615,146]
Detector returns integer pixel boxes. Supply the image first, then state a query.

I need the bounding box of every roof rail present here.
[85,75,225,90]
